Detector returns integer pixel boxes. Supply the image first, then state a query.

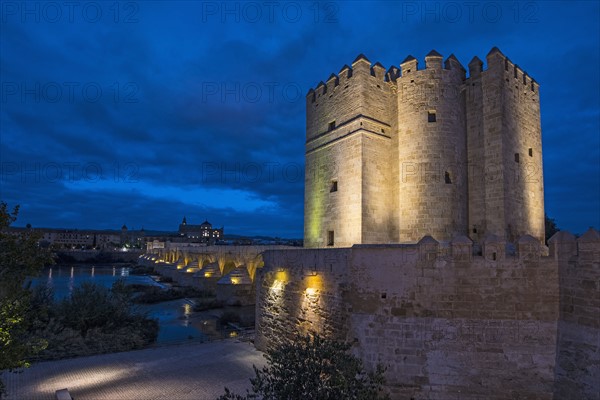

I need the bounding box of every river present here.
[30,265,212,343]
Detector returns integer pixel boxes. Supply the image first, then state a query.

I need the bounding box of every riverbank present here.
[139,260,257,338]
[31,264,255,347]
[135,272,256,343]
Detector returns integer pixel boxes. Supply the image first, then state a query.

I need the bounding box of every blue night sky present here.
[1,1,599,238]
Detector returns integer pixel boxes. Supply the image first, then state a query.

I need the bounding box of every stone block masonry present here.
[255,231,600,399]
[255,47,596,399]
[552,230,600,399]
[305,48,545,247]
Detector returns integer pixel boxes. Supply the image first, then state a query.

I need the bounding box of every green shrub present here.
[219,333,389,400]
[26,282,158,361]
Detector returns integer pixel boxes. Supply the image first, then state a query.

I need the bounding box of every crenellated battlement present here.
[386,65,400,82]
[305,47,546,247]
[258,228,598,397]
[281,47,597,399]
[370,61,386,79]
[305,53,397,144]
[397,50,467,77]
[308,49,474,103]
[464,46,540,93]
[425,49,443,69]
[308,48,539,99]
[262,231,599,272]
[445,54,466,73]
[306,54,394,101]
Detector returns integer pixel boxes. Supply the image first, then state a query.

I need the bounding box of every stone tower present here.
[304,54,397,248]
[466,47,545,243]
[304,47,545,247]
[396,50,468,242]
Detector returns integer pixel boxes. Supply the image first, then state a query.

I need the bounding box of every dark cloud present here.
[1,0,598,237]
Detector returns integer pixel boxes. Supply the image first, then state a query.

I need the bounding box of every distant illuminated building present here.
[178,216,223,244]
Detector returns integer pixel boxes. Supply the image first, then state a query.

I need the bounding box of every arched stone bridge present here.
[146,244,296,281]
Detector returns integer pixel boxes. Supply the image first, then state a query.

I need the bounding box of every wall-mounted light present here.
[304,275,323,293]
[275,270,288,283]
[270,279,284,294]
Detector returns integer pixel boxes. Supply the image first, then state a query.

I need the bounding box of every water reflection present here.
[33,265,156,299]
[30,265,208,343]
[183,302,192,327]
[47,268,53,290]
[68,266,74,295]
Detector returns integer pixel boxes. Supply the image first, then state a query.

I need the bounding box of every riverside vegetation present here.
[0,202,161,396]
[26,281,159,361]
[0,202,248,396]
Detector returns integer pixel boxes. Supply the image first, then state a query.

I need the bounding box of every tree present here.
[545,213,560,244]
[219,333,389,400]
[0,203,52,396]
[58,282,131,336]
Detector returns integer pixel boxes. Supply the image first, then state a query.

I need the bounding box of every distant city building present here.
[38,228,122,249]
[5,216,300,252]
[178,217,223,244]
[4,225,145,250]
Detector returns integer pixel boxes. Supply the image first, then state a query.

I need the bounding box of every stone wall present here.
[553,230,600,399]
[255,248,351,351]
[304,54,396,248]
[304,47,545,247]
[256,231,600,399]
[396,52,468,242]
[466,49,545,244]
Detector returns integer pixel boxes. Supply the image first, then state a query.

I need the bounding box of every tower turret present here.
[396,51,468,242]
[304,54,396,247]
[400,55,417,76]
[468,56,483,78]
[466,47,545,243]
[425,49,443,69]
[304,48,544,246]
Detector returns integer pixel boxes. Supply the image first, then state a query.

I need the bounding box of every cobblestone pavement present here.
[2,340,266,400]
